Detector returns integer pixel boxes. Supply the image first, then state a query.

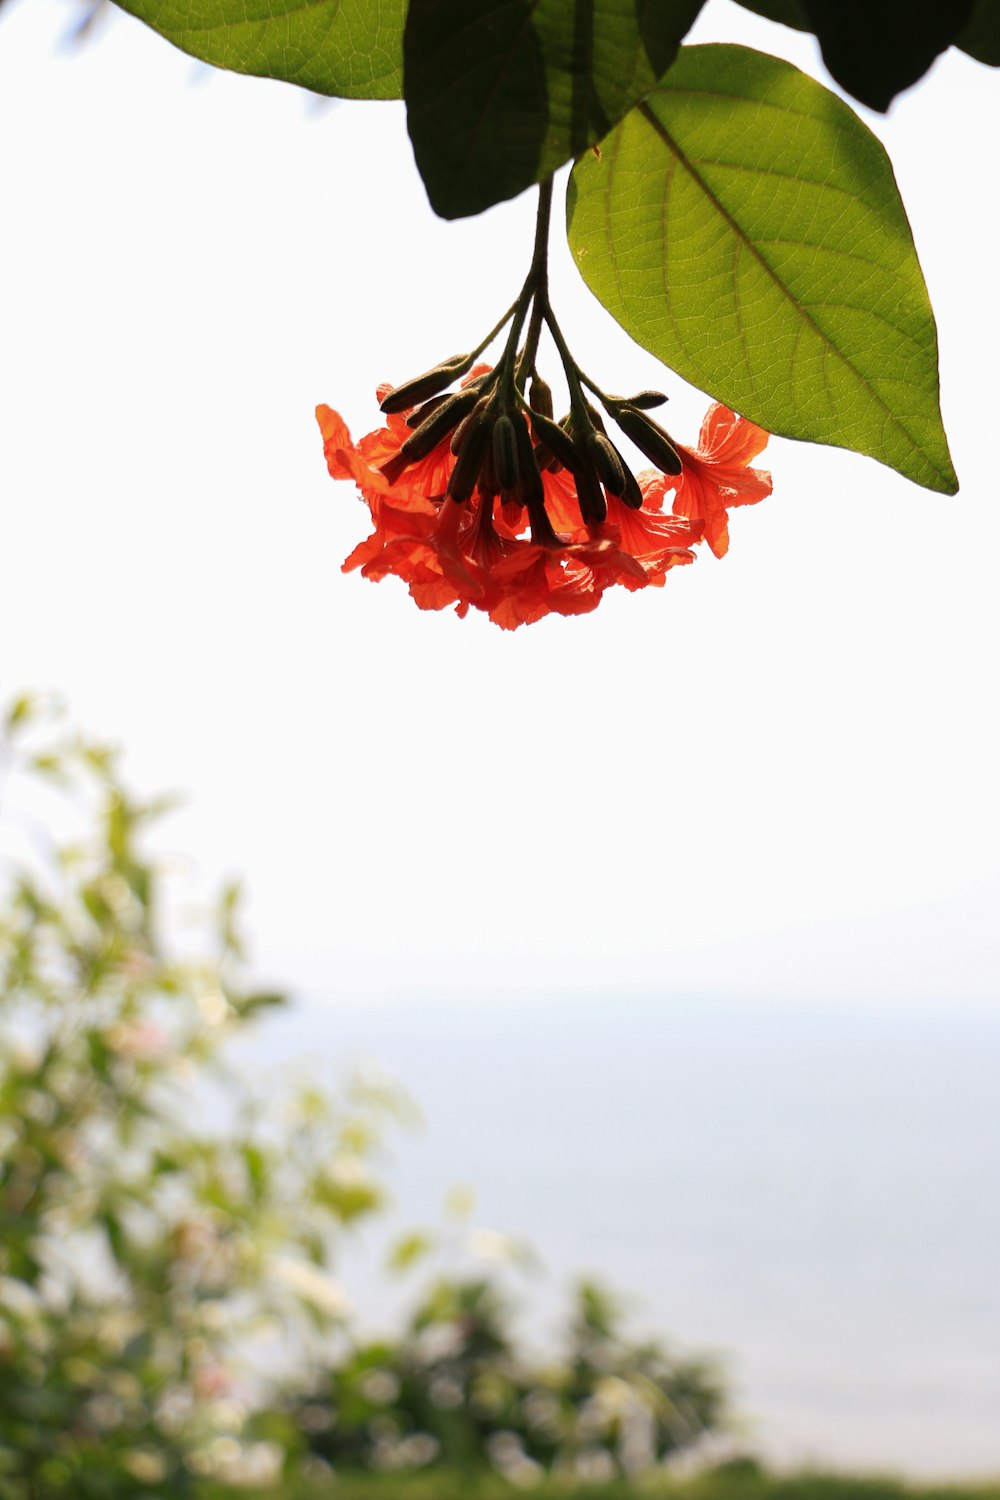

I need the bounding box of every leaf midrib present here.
[636,99,951,488]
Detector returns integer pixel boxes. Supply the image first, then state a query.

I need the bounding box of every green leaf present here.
[404,0,707,220]
[386,1230,435,1273]
[800,0,974,112]
[958,0,1000,64]
[113,0,406,100]
[736,0,979,107]
[567,45,957,494]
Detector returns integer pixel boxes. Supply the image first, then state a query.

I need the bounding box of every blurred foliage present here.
[0,695,398,1497]
[0,694,726,1494]
[287,1274,726,1483]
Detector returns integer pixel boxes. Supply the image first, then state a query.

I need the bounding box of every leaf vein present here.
[636,101,950,486]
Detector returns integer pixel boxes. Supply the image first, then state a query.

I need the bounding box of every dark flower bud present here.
[615,389,669,411]
[492,414,520,493]
[398,386,481,463]
[528,409,581,472]
[380,352,473,414]
[450,399,485,456]
[405,393,451,429]
[432,374,493,442]
[615,406,683,476]
[575,458,608,527]
[478,440,500,502]
[586,433,628,498]
[528,376,554,420]
[513,411,545,510]
[447,406,493,503]
[619,464,645,511]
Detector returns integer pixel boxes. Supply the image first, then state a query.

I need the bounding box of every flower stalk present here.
[317,178,775,628]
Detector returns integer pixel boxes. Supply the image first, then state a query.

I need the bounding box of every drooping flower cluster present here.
[316,368,772,629]
[315,172,774,628]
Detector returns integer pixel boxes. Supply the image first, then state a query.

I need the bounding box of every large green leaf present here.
[800,0,974,111]
[736,0,994,91]
[404,0,706,220]
[113,0,406,99]
[567,44,957,494]
[958,0,1000,65]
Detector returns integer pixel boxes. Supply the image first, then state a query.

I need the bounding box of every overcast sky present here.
[1,0,997,1007]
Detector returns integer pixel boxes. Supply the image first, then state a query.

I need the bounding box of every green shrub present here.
[0,696,398,1498]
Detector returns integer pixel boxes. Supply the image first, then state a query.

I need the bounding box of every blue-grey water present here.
[230,995,1000,1477]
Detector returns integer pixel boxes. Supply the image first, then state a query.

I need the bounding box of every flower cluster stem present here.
[490,178,554,401]
[540,296,590,420]
[471,299,522,362]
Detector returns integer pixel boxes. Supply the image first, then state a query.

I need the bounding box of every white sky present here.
[1,0,997,1006]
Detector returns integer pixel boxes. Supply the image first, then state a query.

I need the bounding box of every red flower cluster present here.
[316,378,771,629]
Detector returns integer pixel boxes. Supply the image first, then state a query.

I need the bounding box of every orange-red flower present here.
[316,381,770,628]
[647,402,772,559]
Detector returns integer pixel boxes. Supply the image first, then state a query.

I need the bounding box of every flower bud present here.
[513,411,545,509]
[528,376,554,420]
[478,441,500,502]
[586,433,628,498]
[492,414,520,493]
[450,399,485,455]
[619,464,645,511]
[614,406,683,476]
[447,406,493,503]
[622,390,670,410]
[379,352,473,414]
[399,386,481,463]
[575,458,608,526]
[413,370,488,435]
[528,409,581,472]
[405,394,451,429]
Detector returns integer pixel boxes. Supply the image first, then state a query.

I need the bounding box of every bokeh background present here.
[2,0,998,1478]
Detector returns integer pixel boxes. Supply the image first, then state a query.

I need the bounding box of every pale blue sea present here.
[231,995,1000,1477]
